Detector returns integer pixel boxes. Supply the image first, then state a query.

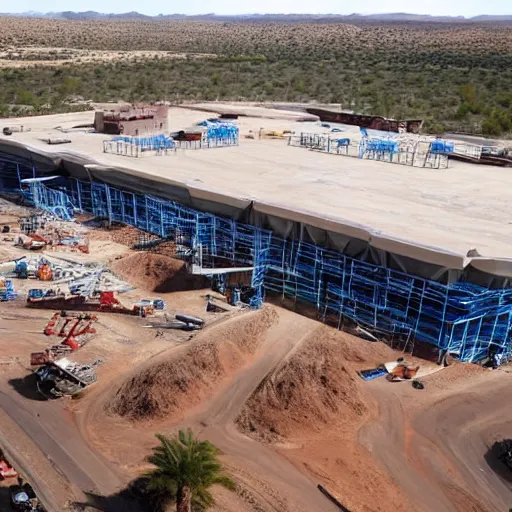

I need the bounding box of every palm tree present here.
[145,429,236,512]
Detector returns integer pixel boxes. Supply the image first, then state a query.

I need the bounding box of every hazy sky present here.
[9,0,510,17]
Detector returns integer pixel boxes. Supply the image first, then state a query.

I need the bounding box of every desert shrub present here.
[0,18,511,136]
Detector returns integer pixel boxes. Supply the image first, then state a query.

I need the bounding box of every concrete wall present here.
[119,117,167,136]
[94,105,169,136]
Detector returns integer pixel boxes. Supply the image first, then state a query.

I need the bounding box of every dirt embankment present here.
[86,223,146,247]
[110,252,209,293]
[236,326,412,512]
[107,307,279,421]
[236,326,395,441]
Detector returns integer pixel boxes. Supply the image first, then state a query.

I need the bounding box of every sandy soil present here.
[234,325,415,512]
[82,305,341,511]
[360,366,512,512]
[0,47,216,68]
[0,206,220,510]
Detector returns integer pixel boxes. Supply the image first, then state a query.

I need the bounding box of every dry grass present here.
[0,47,215,68]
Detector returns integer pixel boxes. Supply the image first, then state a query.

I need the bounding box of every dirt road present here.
[361,371,512,512]
[0,390,143,510]
[187,308,338,512]
[0,420,61,512]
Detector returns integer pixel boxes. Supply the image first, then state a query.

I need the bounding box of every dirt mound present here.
[236,326,412,511]
[108,306,279,420]
[110,252,209,293]
[236,326,394,441]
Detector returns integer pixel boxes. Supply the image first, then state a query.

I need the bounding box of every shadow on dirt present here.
[153,265,210,293]
[484,440,512,484]
[70,478,170,512]
[0,486,10,510]
[8,374,48,402]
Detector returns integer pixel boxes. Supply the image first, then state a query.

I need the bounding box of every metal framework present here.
[1,151,511,364]
[287,132,487,170]
[102,123,240,157]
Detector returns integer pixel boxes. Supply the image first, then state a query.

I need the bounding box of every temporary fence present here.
[103,122,239,157]
[1,151,512,364]
[203,122,239,147]
[289,132,459,169]
[103,134,176,157]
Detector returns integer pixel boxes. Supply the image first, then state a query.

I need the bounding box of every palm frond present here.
[211,473,237,491]
[146,429,235,511]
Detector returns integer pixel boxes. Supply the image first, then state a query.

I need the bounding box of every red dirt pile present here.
[108,306,279,421]
[110,252,209,293]
[236,326,412,512]
[236,325,395,441]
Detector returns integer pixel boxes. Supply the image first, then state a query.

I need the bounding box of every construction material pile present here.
[63,266,133,296]
[145,312,204,331]
[36,357,100,398]
[0,253,131,292]
[16,212,89,253]
[203,121,239,145]
[0,254,79,280]
[104,134,176,157]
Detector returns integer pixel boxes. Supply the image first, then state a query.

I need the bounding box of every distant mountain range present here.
[2,11,512,22]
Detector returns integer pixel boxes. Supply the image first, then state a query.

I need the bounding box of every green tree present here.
[146,429,235,512]
[57,76,81,96]
[210,72,220,86]
[16,89,38,107]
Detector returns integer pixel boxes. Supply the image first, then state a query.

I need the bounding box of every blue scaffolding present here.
[2,154,512,364]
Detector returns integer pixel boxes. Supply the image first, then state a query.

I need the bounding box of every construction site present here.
[0,103,511,512]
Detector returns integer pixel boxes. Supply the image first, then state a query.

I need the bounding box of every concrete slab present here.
[1,107,511,260]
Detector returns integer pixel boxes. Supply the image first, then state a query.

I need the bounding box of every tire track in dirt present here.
[360,373,512,512]
[359,382,455,512]
[0,391,129,503]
